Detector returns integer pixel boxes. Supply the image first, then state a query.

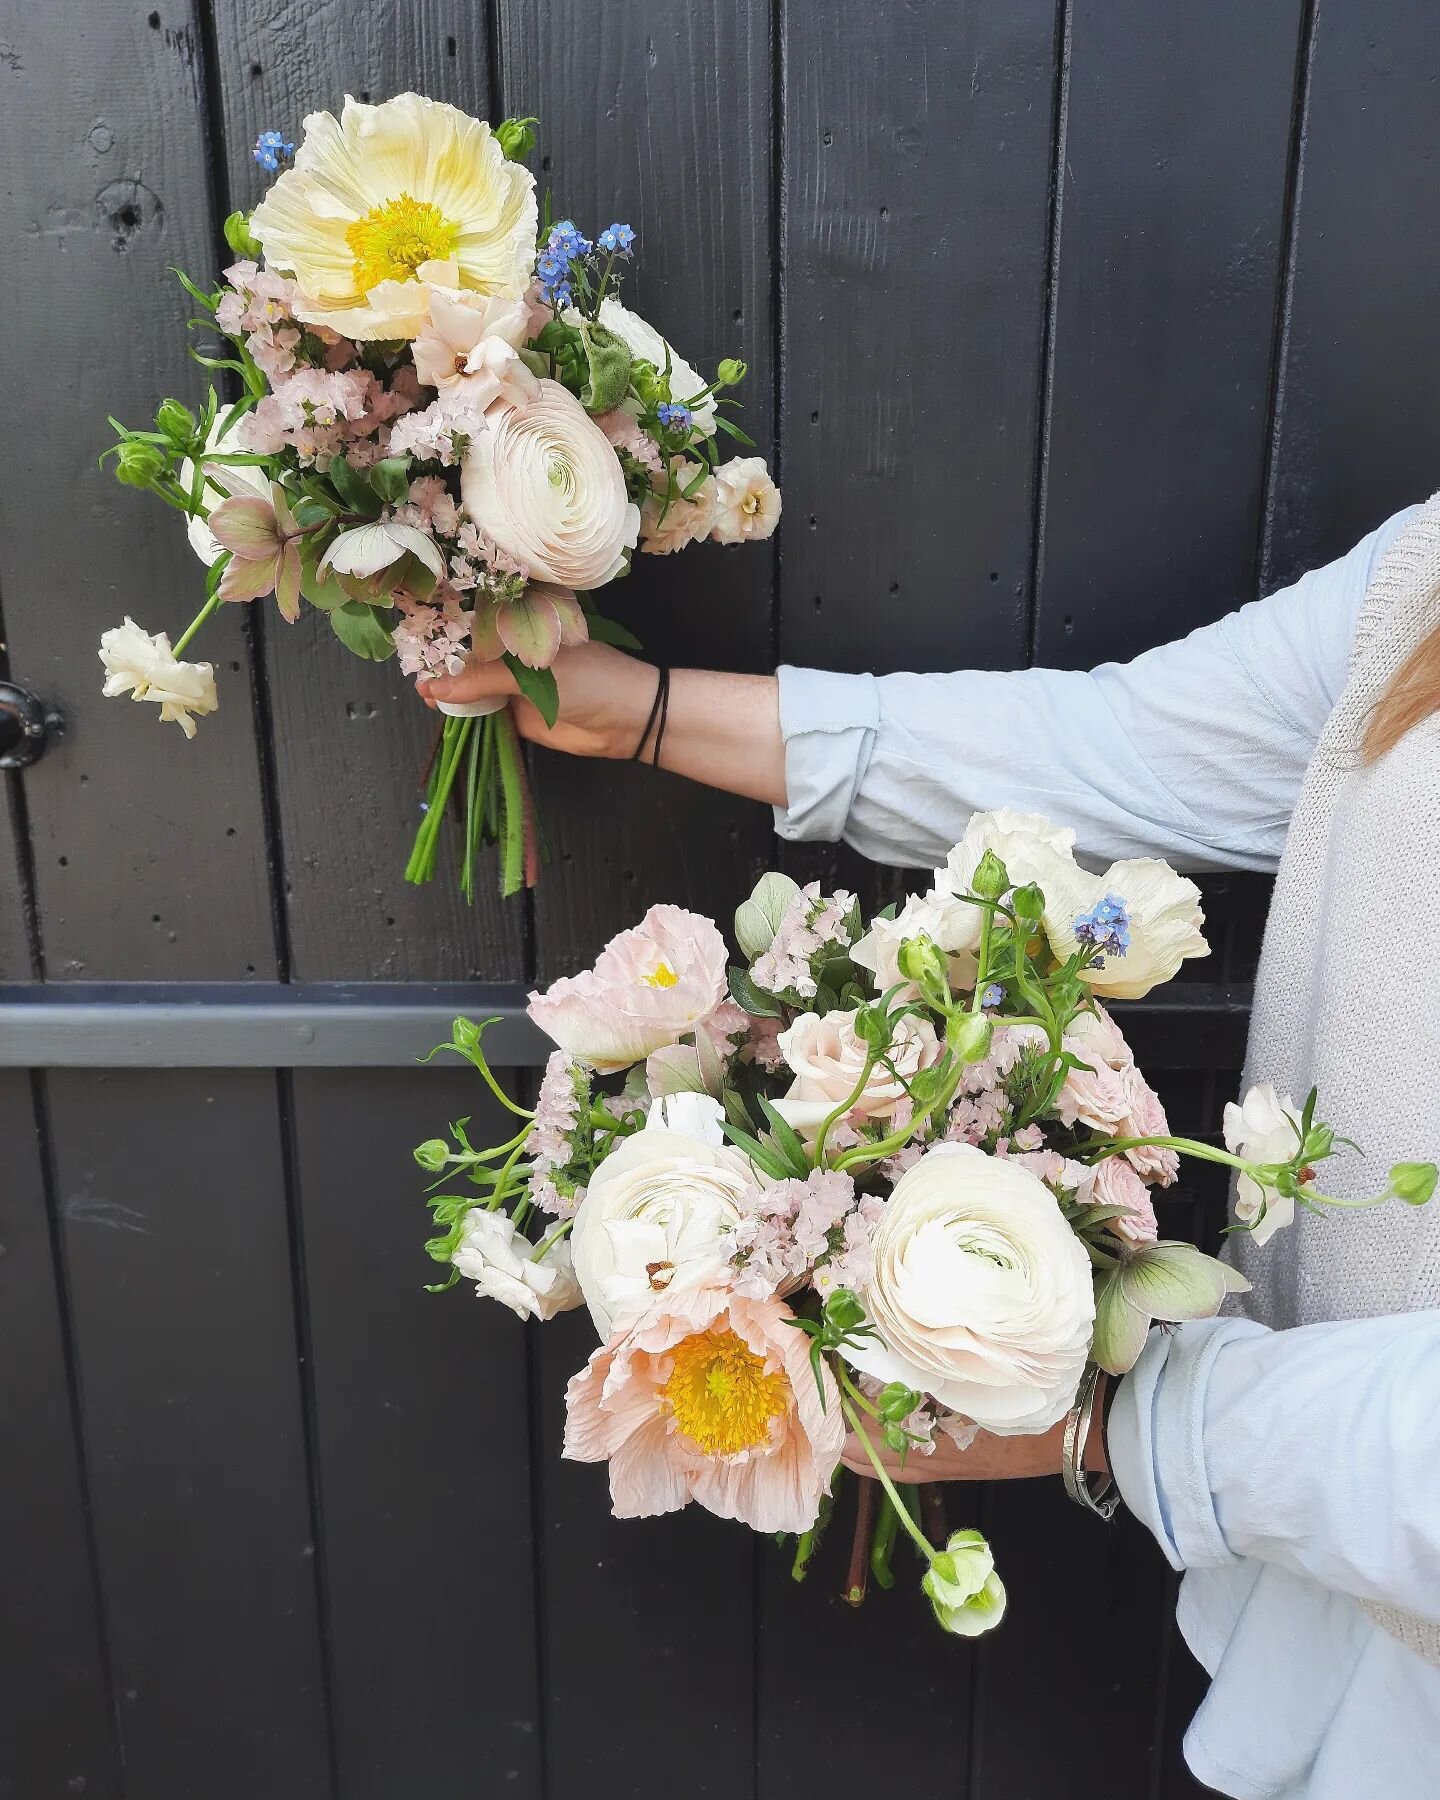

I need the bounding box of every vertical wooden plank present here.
[0,1074,120,1800]
[207,2,524,981]
[50,1067,330,1799]
[0,1,276,979]
[0,776,37,980]
[1262,1,1440,591]
[1033,0,1306,670]
[289,1066,541,1798]
[500,0,777,980]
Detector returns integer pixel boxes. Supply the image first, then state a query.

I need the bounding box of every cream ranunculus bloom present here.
[451,1209,583,1322]
[1044,857,1209,1001]
[461,378,641,588]
[99,618,219,739]
[570,1096,758,1336]
[1223,1082,1303,1244]
[848,1143,1095,1433]
[249,93,538,339]
[708,456,781,544]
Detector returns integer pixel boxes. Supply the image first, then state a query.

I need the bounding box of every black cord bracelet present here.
[631,666,671,768]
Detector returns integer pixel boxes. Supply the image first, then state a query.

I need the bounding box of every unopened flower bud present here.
[971,849,1009,902]
[897,933,948,992]
[821,1287,866,1338]
[155,398,196,444]
[413,1138,450,1172]
[877,1381,922,1423]
[496,116,539,161]
[451,1016,483,1053]
[114,439,168,489]
[853,1002,895,1050]
[1010,882,1045,925]
[715,357,748,387]
[1388,1161,1438,1206]
[1300,1123,1335,1163]
[949,1012,994,1065]
[223,209,263,259]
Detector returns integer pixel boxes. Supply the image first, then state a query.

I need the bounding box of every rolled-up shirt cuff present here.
[1108,1316,1265,1573]
[772,665,881,846]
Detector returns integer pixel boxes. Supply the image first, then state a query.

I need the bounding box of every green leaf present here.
[330,600,397,661]
[734,870,801,959]
[719,1121,791,1182]
[1090,1270,1150,1376]
[369,455,412,505]
[756,1097,812,1178]
[584,612,644,652]
[502,653,559,728]
[578,321,632,414]
[1118,1241,1228,1323]
[327,454,384,518]
[299,538,351,612]
[713,414,757,447]
[729,964,783,1018]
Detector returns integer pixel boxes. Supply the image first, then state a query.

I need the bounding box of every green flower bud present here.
[223,210,263,259]
[155,398,196,444]
[113,438,168,489]
[413,1138,450,1172]
[1388,1161,1438,1206]
[496,116,539,161]
[896,933,949,992]
[821,1286,866,1338]
[853,1002,896,1050]
[1010,882,1045,924]
[715,357,748,387]
[1300,1123,1335,1163]
[970,849,1009,902]
[451,1016,483,1053]
[948,1012,994,1065]
[877,1381,922,1423]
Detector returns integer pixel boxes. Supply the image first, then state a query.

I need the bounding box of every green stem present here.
[171,592,223,656]
[448,1046,535,1122]
[811,1049,881,1167]
[494,707,527,898]
[1088,1134,1251,1173]
[837,1386,936,1565]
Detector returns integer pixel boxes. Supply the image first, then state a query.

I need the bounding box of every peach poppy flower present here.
[563,1283,844,1534]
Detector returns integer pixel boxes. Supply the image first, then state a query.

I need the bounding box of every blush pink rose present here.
[563,1283,844,1534]
[528,904,729,1072]
[1090,1156,1160,1244]
[774,1007,941,1134]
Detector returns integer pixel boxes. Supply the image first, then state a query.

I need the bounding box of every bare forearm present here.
[653,669,785,806]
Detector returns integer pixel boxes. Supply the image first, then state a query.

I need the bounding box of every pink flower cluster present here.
[751,884,858,1000]
[527,1049,589,1218]
[392,591,473,680]
[724,1167,882,1300]
[856,1375,980,1459]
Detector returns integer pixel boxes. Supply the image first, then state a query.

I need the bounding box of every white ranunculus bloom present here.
[570,1107,757,1336]
[461,377,640,589]
[849,1143,1095,1434]
[851,888,984,993]
[708,457,781,544]
[589,295,717,436]
[1044,857,1209,1001]
[98,618,219,739]
[1223,1083,1303,1244]
[774,1006,941,1133]
[180,415,271,565]
[451,1209,583,1322]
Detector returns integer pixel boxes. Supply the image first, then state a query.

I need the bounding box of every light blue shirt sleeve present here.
[1108,1311,1440,1620]
[774,506,1421,873]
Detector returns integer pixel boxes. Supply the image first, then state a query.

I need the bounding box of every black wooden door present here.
[3,3,1438,1797]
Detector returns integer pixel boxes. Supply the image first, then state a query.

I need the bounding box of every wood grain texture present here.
[49,1068,330,1798]
[1261,1,1440,591]
[498,0,778,979]
[1034,0,1306,670]
[0,1073,120,1800]
[0,1,277,979]
[0,775,37,979]
[208,1,525,981]
[288,1066,541,1798]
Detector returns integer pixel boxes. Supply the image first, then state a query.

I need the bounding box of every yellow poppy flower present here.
[249,92,538,340]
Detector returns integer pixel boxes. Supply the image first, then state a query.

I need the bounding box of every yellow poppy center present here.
[642,961,679,989]
[345,193,460,293]
[663,1329,788,1457]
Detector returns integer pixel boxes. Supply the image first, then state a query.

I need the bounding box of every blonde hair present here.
[1362,618,1440,761]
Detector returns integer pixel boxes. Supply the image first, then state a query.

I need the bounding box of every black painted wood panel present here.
[0,776,35,980]
[48,1067,330,1798]
[288,1066,542,1798]
[208,2,525,982]
[0,1073,120,1800]
[0,0,278,980]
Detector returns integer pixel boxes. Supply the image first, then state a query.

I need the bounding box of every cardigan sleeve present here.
[774,506,1421,873]
[1107,1311,1440,1622]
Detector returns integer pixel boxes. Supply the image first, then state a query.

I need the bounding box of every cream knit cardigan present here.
[1234,495,1440,1662]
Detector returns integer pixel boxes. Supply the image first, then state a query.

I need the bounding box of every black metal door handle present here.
[0,680,60,769]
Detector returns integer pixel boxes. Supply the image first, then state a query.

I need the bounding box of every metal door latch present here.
[0,680,61,770]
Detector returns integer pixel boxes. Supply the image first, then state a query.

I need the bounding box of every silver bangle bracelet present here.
[1061,1364,1120,1520]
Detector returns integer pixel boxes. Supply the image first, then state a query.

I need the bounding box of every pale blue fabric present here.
[774,504,1440,1799]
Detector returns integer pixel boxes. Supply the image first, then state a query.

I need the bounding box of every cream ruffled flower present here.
[450,1209,582,1321]
[249,93,537,339]
[99,618,219,739]
[708,456,781,544]
[1223,1083,1303,1244]
[638,461,716,556]
[461,378,640,589]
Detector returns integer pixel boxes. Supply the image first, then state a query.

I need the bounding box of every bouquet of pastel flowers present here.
[417,810,1435,1633]
[98,94,778,897]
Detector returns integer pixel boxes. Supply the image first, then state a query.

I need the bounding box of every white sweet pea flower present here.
[922,1529,1007,1637]
[570,1113,757,1338]
[98,618,219,739]
[451,1210,583,1321]
[848,1143,1094,1434]
[1223,1083,1304,1243]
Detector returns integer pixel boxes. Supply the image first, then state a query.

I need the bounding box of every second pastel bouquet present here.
[98,94,779,898]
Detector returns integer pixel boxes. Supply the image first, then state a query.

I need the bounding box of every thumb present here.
[419,657,518,705]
